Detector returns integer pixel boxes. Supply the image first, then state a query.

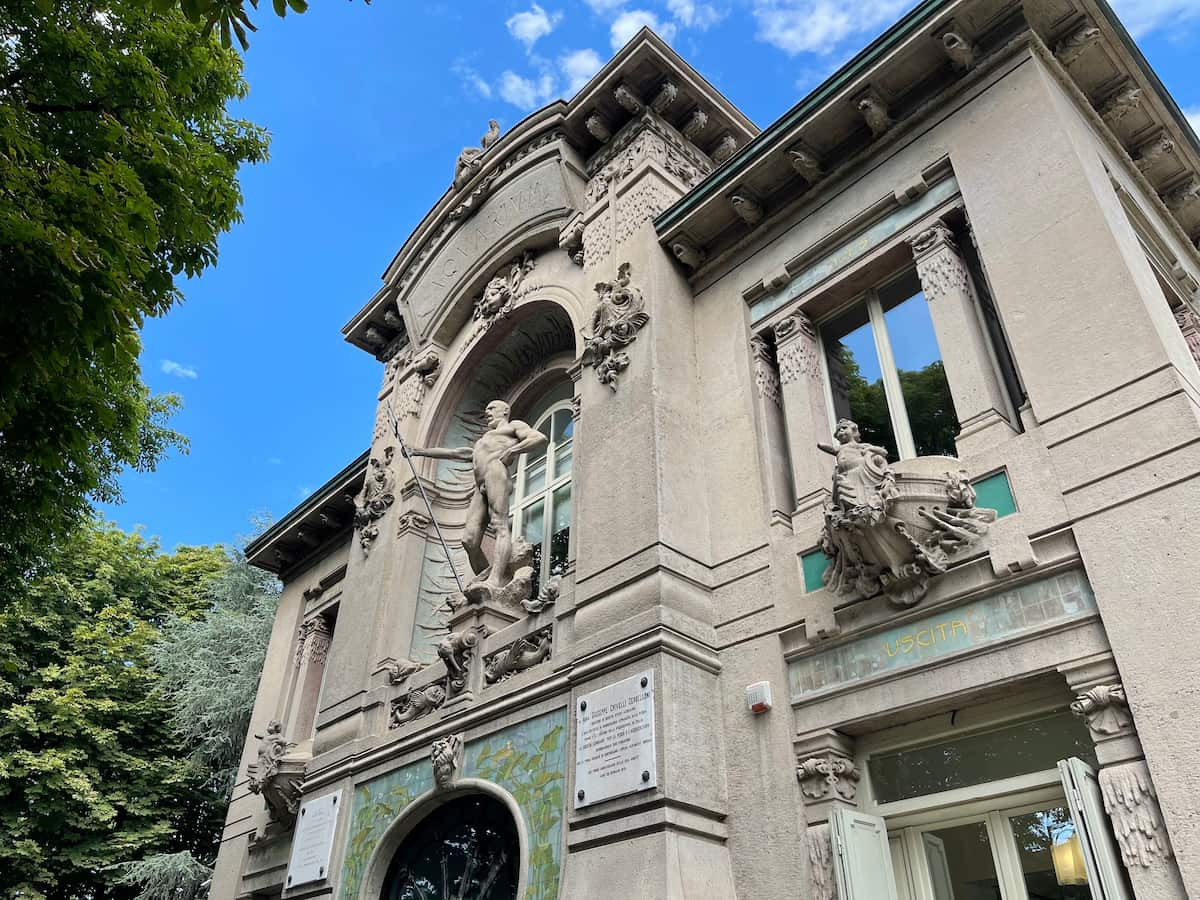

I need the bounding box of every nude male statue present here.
[409,400,547,591]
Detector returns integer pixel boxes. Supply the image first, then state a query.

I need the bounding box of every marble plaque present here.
[285,789,342,888]
[574,670,657,808]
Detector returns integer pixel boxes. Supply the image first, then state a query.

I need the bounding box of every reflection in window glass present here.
[511,393,574,592]
[869,711,1097,803]
[549,484,571,579]
[823,303,899,460]
[879,272,958,456]
[1009,807,1095,900]
[922,821,1002,900]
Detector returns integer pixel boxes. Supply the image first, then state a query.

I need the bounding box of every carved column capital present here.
[1071,682,1133,739]
[907,220,958,258]
[774,313,820,385]
[750,335,781,406]
[300,615,333,667]
[797,754,861,802]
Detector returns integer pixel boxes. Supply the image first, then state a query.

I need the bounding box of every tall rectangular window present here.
[822,270,958,459]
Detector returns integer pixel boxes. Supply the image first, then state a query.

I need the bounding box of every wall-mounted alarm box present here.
[746,681,772,713]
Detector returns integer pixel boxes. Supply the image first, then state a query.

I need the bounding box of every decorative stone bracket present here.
[1071,683,1132,738]
[247,721,306,839]
[797,754,861,802]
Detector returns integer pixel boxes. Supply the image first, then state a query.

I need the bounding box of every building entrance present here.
[380,794,518,900]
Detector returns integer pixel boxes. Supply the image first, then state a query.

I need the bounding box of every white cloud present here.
[1108,0,1200,37]
[506,4,563,51]
[498,69,558,109]
[666,0,724,29]
[610,9,676,50]
[452,61,492,99]
[561,48,604,93]
[1186,107,1200,137]
[750,0,910,55]
[160,359,198,379]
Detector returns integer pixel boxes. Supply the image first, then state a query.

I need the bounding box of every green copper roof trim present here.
[655,0,1200,234]
[654,0,952,232]
[244,449,369,557]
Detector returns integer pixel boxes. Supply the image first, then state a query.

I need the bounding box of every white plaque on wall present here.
[285,789,342,888]
[574,670,657,808]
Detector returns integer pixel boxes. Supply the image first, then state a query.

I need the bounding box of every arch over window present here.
[510,383,574,590]
[380,793,519,900]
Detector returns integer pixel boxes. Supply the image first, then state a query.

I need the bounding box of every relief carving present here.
[1174,304,1200,365]
[431,733,464,789]
[1099,84,1142,125]
[389,681,448,728]
[787,144,824,184]
[808,823,836,900]
[585,124,708,210]
[940,30,978,71]
[386,658,425,686]
[856,88,892,137]
[558,214,585,266]
[521,575,561,614]
[1071,683,1132,737]
[484,625,553,684]
[909,225,972,304]
[397,349,442,418]
[670,237,706,270]
[473,251,537,331]
[438,624,489,696]
[1098,760,1174,867]
[581,262,649,390]
[750,335,782,406]
[818,420,995,607]
[1055,23,1101,68]
[353,447,397,557]
[797,755,860,802]
[776,314,821,384]
[711,133,738,164]
[246,721,304,833]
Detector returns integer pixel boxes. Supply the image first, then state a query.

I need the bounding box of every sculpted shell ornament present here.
[581,262,649,391]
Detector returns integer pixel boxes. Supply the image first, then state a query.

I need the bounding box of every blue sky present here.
[101,0,1200,551]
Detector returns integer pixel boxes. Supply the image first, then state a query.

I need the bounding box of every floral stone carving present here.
[247,721,304,833]
[431,733,464,789]
[484,625,553,684]
[1071,683,1132,737]
[818,419,995,607]
[797,755,860,802]
[353,447,397,556]
[581,262,649,390]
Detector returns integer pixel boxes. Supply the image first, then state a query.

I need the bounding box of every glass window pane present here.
[879,272,959,457]
[524,457,546,496]
[552,409,574,444]
[1009,807,1095,900]
[922,822,1002,900]
[869,711,1097,803]
[522,499,544,547]
[823,304,899,460]
[548,484,571,579]
[553,441,573,478]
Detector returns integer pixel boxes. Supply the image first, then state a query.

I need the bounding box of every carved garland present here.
[581,263,649,390]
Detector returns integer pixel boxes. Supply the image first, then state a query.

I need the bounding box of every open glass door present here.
[1058,758,1133,900]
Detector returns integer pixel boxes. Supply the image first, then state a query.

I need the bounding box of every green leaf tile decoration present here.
[337,707,568,900]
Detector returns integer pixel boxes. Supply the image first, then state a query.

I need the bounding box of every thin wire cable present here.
[385,396,466,595]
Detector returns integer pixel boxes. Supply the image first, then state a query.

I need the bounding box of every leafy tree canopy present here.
[0,0,269,585]
[133,0,369,50]
[0,519,279,899]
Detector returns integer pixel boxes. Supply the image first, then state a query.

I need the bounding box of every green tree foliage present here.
[0,520,228,897]
[0,0,269,584]
[133,0,371,51]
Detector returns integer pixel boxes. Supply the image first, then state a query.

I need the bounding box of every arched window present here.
[509,387,574,590]
[380,793,519,900]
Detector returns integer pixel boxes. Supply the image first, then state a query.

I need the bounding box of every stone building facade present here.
[212,1,1200,897]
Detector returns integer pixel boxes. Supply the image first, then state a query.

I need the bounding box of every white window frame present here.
[817,269,937,461]
[509,400,574,588]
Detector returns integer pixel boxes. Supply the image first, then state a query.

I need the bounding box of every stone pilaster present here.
[795,730,858,900]
[749,334,794,518]
[907,221,1016,455]
[1060,656,1187,899]
[289,615,333,746]
[774,312,833,518]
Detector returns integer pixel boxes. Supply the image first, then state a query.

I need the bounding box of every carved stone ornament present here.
[389,681,448,728]
[1135,131,1175,172]
[386,658,425,686]
[1055,23,1101,67]
[776,314,821,384]
[797,755,860,802]
[454,119,501,189]
[940,30,978,71]
[681,108,709,141]
[808,823,836,900]
[730,189,764,226]
[558,215,585,266]
[438,623,489,696]
[581,262,650,390]
[431,733,464,789]
[586,111,613,142]
[1098,761,1174,867]
[247,721,304,830]
[613,83,643,114]
[484,625,553,684]
[397,348,441,418]
[1165,176,1200,212]
[711,133,738,164]
[353,447,396,556]
[671,237,706,270]
[1099,84,1142,125]
[787,144,824,184]
[584,122,709,210]
[396,510,432,538]
[908,223,971,303]
[297,615,333,667]
[750,335,782,406]
[1070,683,1132,737]
[1174,304,1200,366]
[521,575,561,614]
[650,79,678,113]
[474,251,537,330]
[818,420,996,607]
[856,88,892,137]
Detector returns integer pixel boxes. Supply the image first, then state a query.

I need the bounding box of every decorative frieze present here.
[615,178,677,246]
[1174,304,1200,365]
[431,733,464,789]
[353,447,397,557]
[389,680,448,728]
[797,754,861,801]
[585,122,709,208]
[1098,760,1175,868]
[484,625,553,684]
[1071,683,1132,737]
[582,263,649,390]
